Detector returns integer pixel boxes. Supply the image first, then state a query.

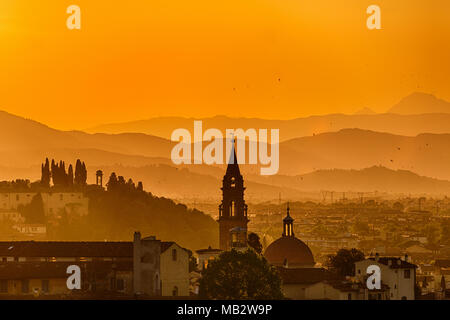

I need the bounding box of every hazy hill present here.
[86,113,450,142]
[0,110,175,167]
[102,164,450,198]
[94,164,303,201]
[278,129,450,180]
[388,92,450,115]
[85,93,450,141]
[249,166,450,195]
[2,110,450,196]
[354,107,376,115]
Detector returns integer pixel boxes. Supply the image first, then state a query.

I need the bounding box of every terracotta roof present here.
[196,247,222,254]
[160,242,174,253]
[325,280,364,293]
[160,242,190,254]
[0,262,69,279]
[264,236,315,267]
[0,261,132,280]
[0,241,133,258]
[368,257,417,269]
[276,267,331,284]
[0,241,186,258]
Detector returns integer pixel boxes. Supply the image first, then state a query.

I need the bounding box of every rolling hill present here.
[85,93,450,141]
[2,110,450,197]
[388,92,450,115]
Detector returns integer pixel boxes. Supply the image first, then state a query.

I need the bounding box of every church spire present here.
[225,137,240,176]
[282,202,294,237]
[218,137,248,251]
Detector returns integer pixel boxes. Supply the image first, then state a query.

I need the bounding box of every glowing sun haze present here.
[0,0,449,129]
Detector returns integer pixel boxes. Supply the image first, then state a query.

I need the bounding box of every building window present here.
[0,280,7,293]
[1,257,6,262]
[110,278,116,290]
[16,195,19,201]
[404,269,411,279]
[116,279,124,291]
[21,280,29,293]
[42,280,49,293]
[60,194,63,201]
[358,269,361,274]
[172,249,177,261]
[347,293,352,300]
[172,286,178,297]
[155,274,159,292]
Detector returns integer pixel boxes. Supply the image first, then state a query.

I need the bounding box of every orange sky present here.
[0,0,449,129]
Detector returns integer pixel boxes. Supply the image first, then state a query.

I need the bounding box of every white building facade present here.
[355,256,416,300]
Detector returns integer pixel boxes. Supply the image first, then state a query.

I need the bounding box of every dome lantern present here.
[282,203,294,237]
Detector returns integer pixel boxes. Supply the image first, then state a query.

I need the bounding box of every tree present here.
[74,159,87,186]
[67,164,74,186]
[40,158,51,187]
[248,232,263,254]
[106,172,118,191]
[18,193,46,224]
[187,250,198,272]
[326,248,365,278]
[415,284,422,299]
[199,249,284,299]
[81,161,87,185]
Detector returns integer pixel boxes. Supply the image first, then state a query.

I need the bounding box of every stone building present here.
[0,232,189,298]
[0,192,89,218]
[133,232,161,296]
[354,255,416,300]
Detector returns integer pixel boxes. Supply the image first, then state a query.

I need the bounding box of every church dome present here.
[264,236,315,268]
[264,203,315,268]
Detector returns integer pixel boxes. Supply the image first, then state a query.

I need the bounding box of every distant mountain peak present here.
[354,107,376,115]
[388,92,450,115]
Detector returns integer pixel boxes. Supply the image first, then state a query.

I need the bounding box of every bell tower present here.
[218,142,248,251]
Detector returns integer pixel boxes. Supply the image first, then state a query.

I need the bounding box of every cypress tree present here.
[107,172,118,191]
[67,164,74,186]
[74,159,82,185]
[81,161,87,185]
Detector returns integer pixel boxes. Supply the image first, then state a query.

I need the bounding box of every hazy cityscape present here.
[1,0,450,309]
